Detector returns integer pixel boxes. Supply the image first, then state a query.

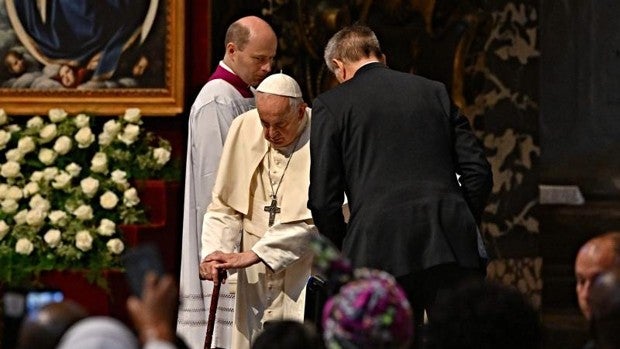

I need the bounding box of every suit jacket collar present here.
[354,61,386,78]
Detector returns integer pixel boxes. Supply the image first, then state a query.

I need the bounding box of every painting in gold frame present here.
[0,0,184,116]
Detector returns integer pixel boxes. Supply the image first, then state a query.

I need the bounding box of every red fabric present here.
[208,64,253,98]
[38,269,131,323]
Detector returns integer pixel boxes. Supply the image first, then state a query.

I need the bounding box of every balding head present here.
[575,232,620,319]
[16,300,88,349]
[224,16,275,51]
[223,16,277,87]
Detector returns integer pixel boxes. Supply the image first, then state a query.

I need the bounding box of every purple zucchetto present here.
[322,268,414,349]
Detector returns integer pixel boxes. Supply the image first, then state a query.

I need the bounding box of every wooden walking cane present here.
[203,269,226,349]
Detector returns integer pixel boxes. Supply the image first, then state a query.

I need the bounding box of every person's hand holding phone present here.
[126,272,177,344]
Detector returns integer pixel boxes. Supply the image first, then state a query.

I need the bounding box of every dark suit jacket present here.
[308,62,492,277]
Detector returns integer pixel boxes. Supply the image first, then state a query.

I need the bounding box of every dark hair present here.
[589,268,620,348]
[251,320,325,349]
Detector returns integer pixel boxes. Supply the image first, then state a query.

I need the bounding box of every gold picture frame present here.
[0,0,184,116]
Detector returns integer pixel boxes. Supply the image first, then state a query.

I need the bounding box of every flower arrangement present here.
[0,108,174,287]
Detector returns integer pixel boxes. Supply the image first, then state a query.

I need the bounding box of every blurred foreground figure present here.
[16,300,88,349]
[588,268,620,349]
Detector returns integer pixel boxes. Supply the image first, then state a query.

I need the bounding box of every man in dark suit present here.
[307,25,493,344]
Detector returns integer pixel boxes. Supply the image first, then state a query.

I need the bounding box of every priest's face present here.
[228,31,277,87]
[257,93,306,148]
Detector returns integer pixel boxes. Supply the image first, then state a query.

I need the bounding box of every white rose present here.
[5,149,23,162]
[1,199,18,214]
[123,108,142,123]
[6,124,21,133]
[100,191,119,209]
[7,186,23,200]
[39,123,58,143]
[97,218,116,236]
[52,171,72,189]
[75,230,93,252]
[38,148,57,165]
[73,205,94,221]
[90,152,108,173]
[53,136,73,155]
[123,188,140,207]
[1,161,20,178]
[111,170,128,188]
[75,127,95,148]
[118,124,140,145]
[0,108,7,125]
[106,238,125,255]
[23,182,40,197]
[29,194,50,212]
[15,238,34,255]
[48,108,68,122]
[30,171,44,182]
[153,147,171,166]
[103,119,121,136]
[0,130,11,149]
[48,210,68,226]
[98,132,113,146]
[80,177,100,197]
[0,220,9,240]
[43,167,59,181]
[26,116,44,129]
[14,209,27,224]
[65,163,82,177]
[74,113,90,128]
[44,229,62,247]
[17,136,36,154]
[26,208,46,226]
[0,184,6,199]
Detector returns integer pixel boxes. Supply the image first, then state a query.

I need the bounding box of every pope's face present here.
[257,93,305,148]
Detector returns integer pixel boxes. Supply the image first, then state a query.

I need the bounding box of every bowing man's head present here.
[256,73,307,149]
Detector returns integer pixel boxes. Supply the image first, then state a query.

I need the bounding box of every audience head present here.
[575,232,620,319]
[223,16,277,87]
[251,320,325,349]
[431,279,542,349]
[16,300,88,349]
[589,267,620,349]
[323,25,384,82]
[322,268,414,349]
[255,73,307,148]
[56,316,139,349]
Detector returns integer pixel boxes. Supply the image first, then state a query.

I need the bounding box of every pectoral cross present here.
[263,198,281,227]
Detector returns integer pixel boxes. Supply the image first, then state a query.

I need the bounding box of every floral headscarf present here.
[311,235,413,349]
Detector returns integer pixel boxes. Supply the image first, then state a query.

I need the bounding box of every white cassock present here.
[177,63,255,349]
[202,108,316,349]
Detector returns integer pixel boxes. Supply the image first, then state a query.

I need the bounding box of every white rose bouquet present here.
[0,108,176,287]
